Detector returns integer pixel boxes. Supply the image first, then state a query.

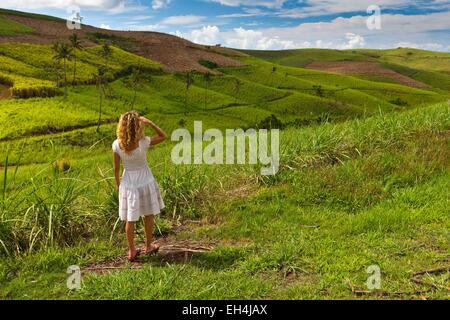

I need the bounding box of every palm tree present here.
[101,42,113,69]
[271,66,277,87]
[69,33,83,84]
[127,67,145,108]
[185,72,193,113]
[52,42,73,98]
[95,66,108,132]
[203,72,211,110]
[234,79,241,104]
[283,72,289,88]
[51,43,63,87]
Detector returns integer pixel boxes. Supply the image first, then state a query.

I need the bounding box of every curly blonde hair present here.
[116,111,144,154]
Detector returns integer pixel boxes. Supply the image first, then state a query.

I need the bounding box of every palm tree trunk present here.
[132,88,137,108]
[64,58,67,98]
[97,81,102,132]
[73,50,77,85]
[185,89,188,115]
[204,82,208,110]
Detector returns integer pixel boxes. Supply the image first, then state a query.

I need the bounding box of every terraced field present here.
[244,48,450,92]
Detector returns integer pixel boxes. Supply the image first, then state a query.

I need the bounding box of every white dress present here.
[112,137,165,222]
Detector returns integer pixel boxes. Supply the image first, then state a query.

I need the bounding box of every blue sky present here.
[2,0,450,51]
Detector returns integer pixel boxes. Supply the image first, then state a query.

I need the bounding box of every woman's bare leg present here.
[144,215,158,252]
[126,221,137,259]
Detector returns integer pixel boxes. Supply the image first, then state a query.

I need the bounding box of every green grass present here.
[0,43,161,84]
[1,102,448,299]
[241,48,373,68]
[221,57,447,112]
[364,48,450,74]
[244,47,450,74]
[0,15,33,36]
[244,48,450,95]
[0,43,162,98]
[0,96,103,141]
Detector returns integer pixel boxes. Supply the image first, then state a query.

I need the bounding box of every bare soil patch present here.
[83,239,217,273]
[0,14,246,74]
[306,61,429,89]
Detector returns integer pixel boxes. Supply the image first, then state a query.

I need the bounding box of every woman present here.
[113,111,168,261]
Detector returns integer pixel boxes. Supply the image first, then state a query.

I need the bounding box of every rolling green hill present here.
[243,48,450,92]
[0,15,33,36]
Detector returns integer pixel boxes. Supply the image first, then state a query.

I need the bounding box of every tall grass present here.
[1,101,448,257]
[0,166,99,255]
[0,157,212,256]
[279,102,450,170]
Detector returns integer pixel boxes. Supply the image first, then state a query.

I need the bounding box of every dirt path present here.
[83,238,218,273]
[83,181,258,274]
[306,61,429,89]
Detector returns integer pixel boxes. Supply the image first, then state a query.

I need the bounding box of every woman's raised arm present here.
[140,117,168,146]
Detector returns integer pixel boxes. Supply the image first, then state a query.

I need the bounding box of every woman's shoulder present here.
[112,139,120,152]
[140,136,151,147]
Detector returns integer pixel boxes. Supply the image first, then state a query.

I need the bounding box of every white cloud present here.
[152,0,171,10]
[127,24,165,31]
[161,15,205,25]
[189,26,221,45]
[100,23,111,29]
[277,0,450,18]
[176,26,300,50]
[258,11,450,51]
[210,0,450,17]
[175,11,450,51]
[225,27,298,49]
[0,0,148,13]
[130,15,154,21]
[210,0,287,9]
[1,0,123,10]
[339,33,365,49]
[218,8,266,18]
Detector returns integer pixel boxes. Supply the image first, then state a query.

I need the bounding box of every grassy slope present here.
[244,48,450,92]
[0,44,447,150]
[0,43,161,94]
[222,57,446,110]
[241,48,374,68]
[0,15,33,36]
[1,102,448,299]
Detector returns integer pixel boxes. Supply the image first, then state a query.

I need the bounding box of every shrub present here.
[256,114,285,130]
[11,86,61,99]
[178,118,187,127]
[312,85,325,97]
[390,97,409,106]
[0,75,13,87]
[53,159,71,173]
[85,32,137,52]
[199,59,219,69]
